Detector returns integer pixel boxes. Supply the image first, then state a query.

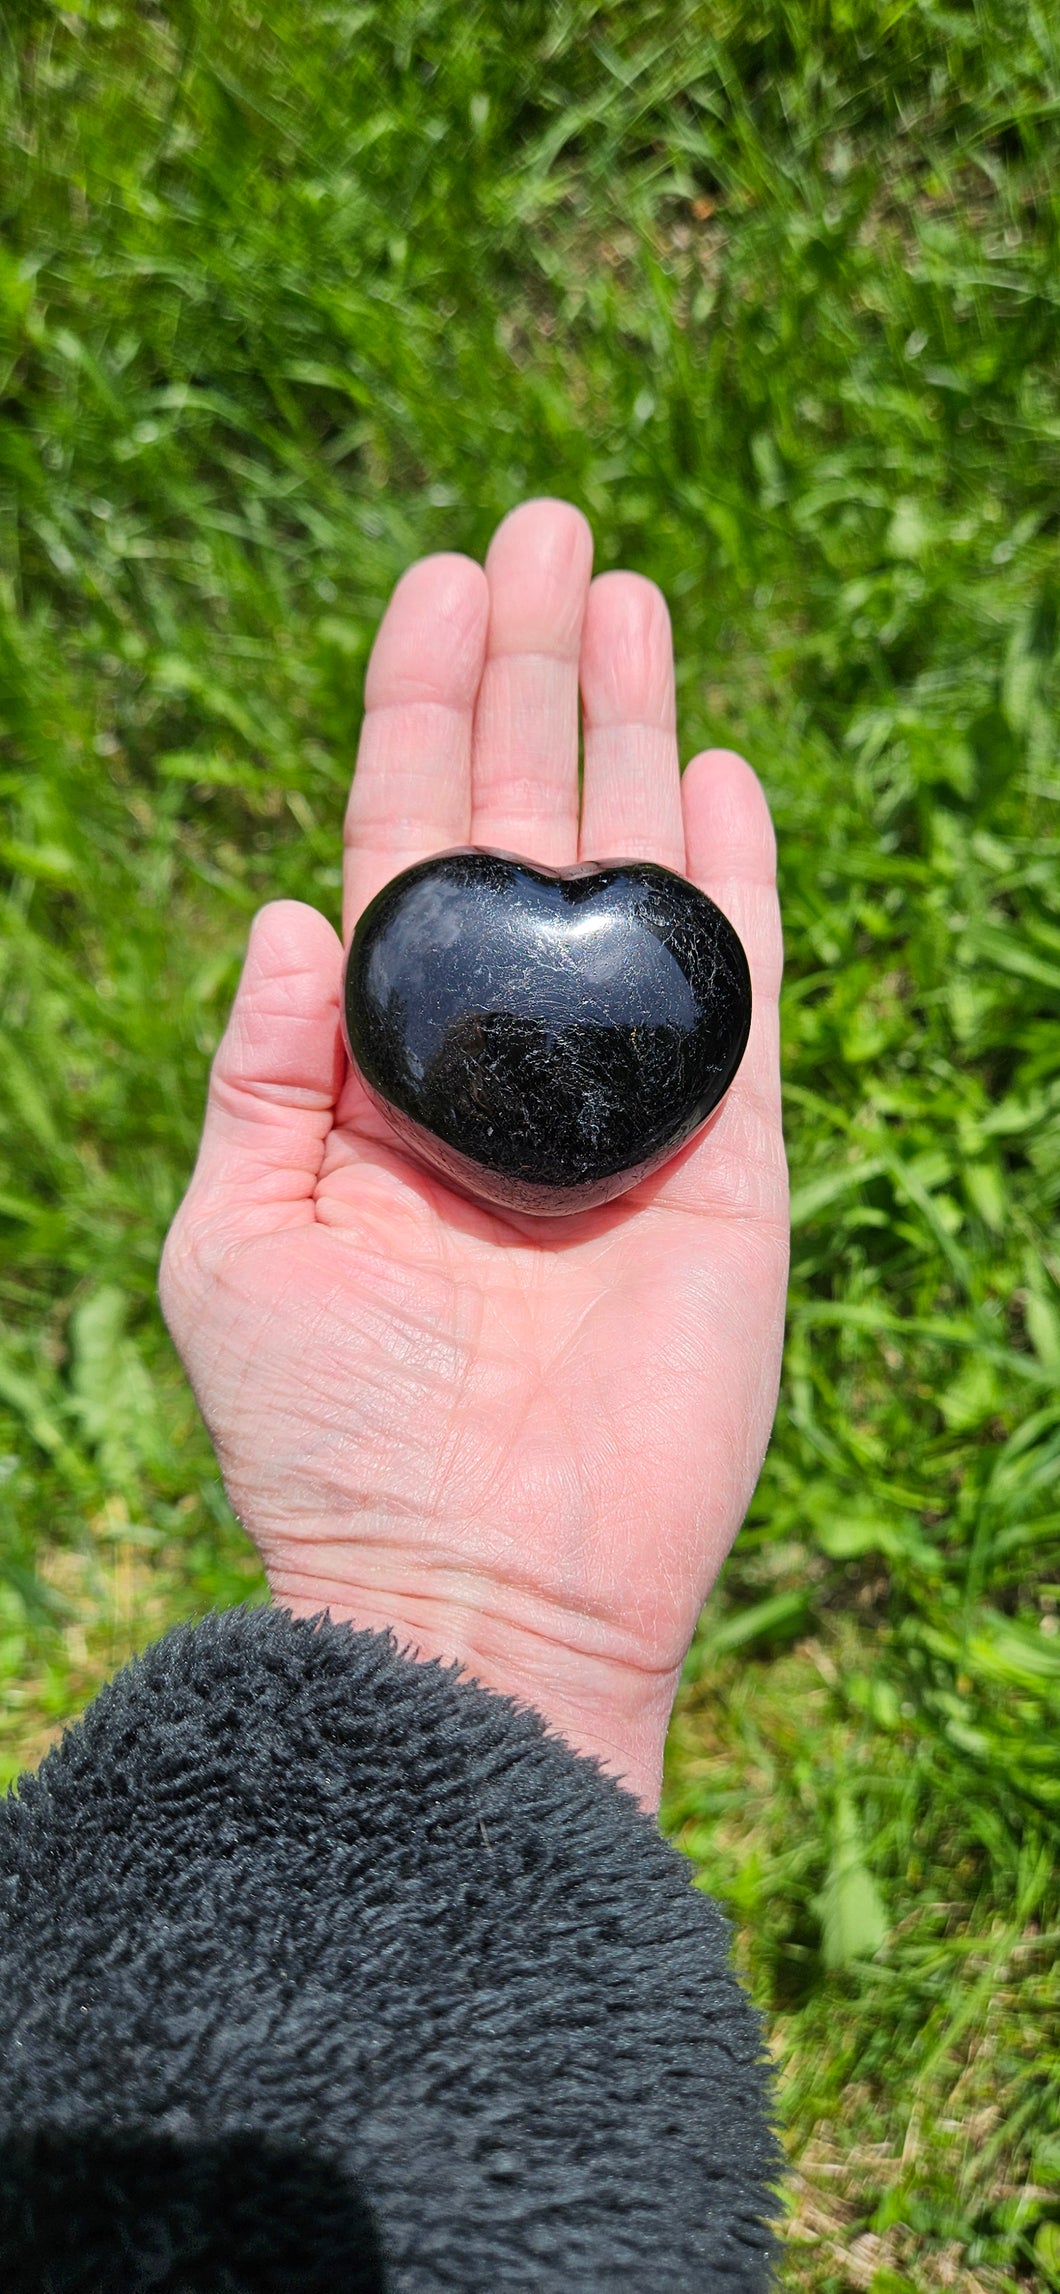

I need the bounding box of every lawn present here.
[1,2,1058,2285]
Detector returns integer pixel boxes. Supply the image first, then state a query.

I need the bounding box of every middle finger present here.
[469,498,592,865]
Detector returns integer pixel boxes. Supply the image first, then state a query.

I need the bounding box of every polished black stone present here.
[343,849,752,1214]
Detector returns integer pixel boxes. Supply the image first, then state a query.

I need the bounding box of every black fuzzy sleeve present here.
[0,1604,780,2291]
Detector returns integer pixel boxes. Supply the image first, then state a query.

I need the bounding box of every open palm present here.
[161,501,788,1810]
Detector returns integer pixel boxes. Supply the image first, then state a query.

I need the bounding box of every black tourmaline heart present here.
[343,849,752,1214]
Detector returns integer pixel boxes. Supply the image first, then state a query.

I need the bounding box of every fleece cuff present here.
[0,1602,779,2290]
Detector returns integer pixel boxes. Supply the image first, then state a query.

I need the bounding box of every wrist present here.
[267,1562,677,1814]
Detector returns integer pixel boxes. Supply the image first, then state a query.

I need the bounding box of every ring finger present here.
[578,571,685,871]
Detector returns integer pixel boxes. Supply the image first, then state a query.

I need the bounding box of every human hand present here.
[160,499,788,1811]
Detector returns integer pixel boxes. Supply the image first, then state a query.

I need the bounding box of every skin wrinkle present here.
[195,1211,770,1550]
[261,1238,752,1578]
[270,1554,683,1679]
[346,706,476,807]
[478,643,586,669]
[222,1039,332,1097]
[424,1370,510,1526]
[210,1075,337,1118]
[231,1347,466,1519]
[356,695,479,735]
[476,1421,601,1600]
[581,711,678,740]
[234,955,339,1007]
[470,770,578,824]
[367,1348,601,1569]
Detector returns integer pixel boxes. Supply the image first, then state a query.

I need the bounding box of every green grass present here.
[2,1,1059,2283]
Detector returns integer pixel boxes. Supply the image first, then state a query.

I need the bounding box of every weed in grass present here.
[1,5,1058,2285]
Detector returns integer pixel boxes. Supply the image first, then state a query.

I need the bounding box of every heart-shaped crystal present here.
[343,849,752,1214]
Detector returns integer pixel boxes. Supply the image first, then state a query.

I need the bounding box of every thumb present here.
[183,899,345,1219]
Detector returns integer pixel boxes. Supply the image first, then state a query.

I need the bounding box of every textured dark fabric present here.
[0,1604,780,2290]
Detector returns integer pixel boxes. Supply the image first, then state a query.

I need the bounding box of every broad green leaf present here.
[68,1288,165,1496]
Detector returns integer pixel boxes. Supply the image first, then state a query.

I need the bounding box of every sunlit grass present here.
[1,4,1058,2285]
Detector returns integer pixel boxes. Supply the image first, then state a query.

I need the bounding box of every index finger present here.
[343,552,489,939]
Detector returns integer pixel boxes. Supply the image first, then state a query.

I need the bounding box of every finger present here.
[578,572,685,870]
[187,900,344,1215]
[469,498,592,864]
[343,553,488,935]
[681,747,783,1113]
